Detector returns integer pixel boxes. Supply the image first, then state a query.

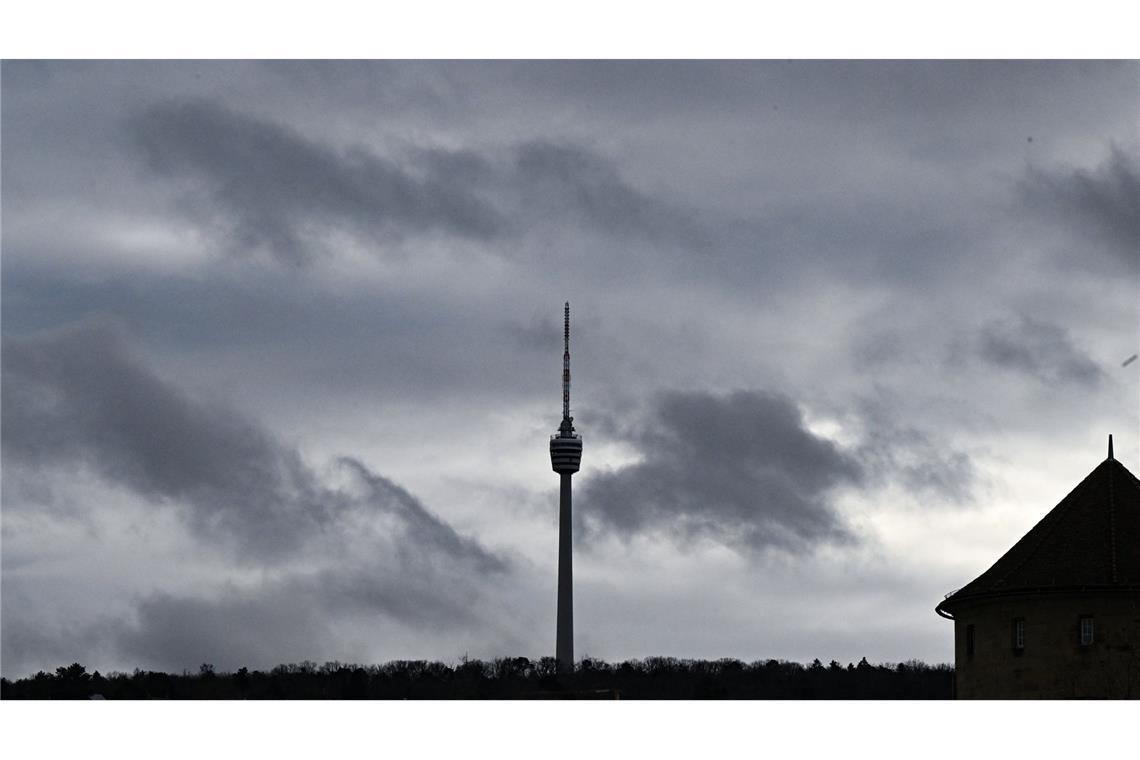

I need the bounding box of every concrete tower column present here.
[557,471,574,670]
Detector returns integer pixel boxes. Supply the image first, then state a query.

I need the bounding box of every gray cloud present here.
[0,609,119,677]
[127,100,701,266]
[502,311,561,353]
[973,315,1105,388]
[112,588,327,673]
[2,319,515,674]
[129,99,506,264]
[110,557,497,673]
[1,319,505,571]
[3,319,329,558]
[579,390,862,553]
[852,398,980,506]
[1021,146,1140,267]
[511,140,706,247]
[335,456,506,576]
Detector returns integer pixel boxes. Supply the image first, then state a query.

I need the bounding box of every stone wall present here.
[951,591,1140,698]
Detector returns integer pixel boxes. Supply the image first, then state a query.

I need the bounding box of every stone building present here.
[936,438,1140,698]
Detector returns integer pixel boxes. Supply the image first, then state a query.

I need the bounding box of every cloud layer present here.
[2,321,511,673]
[2,61,1136,676]
[127,99,698,266]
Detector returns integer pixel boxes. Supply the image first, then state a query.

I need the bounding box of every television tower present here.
[550,301,582,674]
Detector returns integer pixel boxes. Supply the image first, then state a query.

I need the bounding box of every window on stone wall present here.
[966,624,975,658]
[1080,616,1094,646]
[1012,618,1025,651]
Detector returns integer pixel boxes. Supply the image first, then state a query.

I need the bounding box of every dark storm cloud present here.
[126,99,700,265]
[973,316,1105,388]
[1020,146,1140,265]
[0,320,505,573]
[579,390,862,553]
[129,99,505,264]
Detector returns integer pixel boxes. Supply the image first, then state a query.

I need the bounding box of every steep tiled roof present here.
[937,450,1140,616]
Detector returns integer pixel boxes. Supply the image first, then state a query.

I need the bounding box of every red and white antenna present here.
[562,301,571,421]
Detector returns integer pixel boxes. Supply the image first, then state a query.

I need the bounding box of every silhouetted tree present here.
[1,656,954,699]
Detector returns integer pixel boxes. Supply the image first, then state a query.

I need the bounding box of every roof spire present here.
[1108,434,1114,460]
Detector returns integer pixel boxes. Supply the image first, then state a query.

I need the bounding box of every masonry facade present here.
[937,442,1140,699]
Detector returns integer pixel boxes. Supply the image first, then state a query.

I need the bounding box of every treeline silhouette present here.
[2,657,952,699]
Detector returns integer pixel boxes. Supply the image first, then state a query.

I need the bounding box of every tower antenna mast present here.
[563,301,571,421]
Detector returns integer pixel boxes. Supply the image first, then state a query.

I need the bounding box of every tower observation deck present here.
[550,301,582,673]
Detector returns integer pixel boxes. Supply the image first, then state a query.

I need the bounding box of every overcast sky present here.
[2,60,1137,678]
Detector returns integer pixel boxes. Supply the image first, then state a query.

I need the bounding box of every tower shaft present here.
[556,472,574,671]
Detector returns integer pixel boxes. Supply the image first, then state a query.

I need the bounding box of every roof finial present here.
[1108,434,1114,460]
